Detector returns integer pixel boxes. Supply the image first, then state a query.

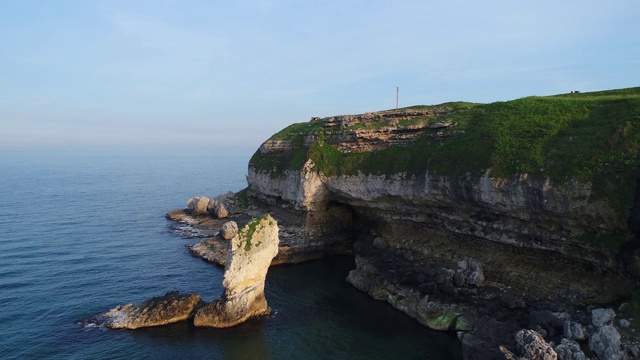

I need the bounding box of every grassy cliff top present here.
[250,86,640,215]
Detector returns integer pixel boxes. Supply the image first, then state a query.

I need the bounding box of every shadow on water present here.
[126,256,462,360]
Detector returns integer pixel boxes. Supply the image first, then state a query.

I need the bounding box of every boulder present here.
[372,237,386,249]
[592,308,616,327]
[514,329,557,360]
[618,319,631,328]
[458,258,484,287]
[186,197,200,210]
[101,291,201,329]
[588,325,622,360]
[196,196,211,214]
[207,192,233,219]
[529,310,565,336]
[220,221,238,240]
[213,203,228,218]
[555,338,586,360]
[194,214,279,328]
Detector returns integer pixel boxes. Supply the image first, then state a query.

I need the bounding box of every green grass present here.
[250,86,640,220]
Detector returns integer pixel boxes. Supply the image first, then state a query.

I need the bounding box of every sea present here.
[0,151,462,360]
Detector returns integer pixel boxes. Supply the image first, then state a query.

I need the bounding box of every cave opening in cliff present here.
[322,200,360,255]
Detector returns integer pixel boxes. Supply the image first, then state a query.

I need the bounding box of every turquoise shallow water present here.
[0,151,461,360]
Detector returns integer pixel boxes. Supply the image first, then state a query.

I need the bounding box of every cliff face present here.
[246,88,640,318]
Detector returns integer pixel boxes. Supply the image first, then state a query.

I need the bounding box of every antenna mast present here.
[396,86,399,109]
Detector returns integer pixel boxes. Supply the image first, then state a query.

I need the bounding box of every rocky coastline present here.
[165,89,640,359]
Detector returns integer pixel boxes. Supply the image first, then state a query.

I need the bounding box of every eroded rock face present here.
[194,214,279,328]
[247,156,633,306]
[101,291,202,329]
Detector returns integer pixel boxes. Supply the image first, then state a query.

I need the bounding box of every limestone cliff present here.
[246,88,640,310]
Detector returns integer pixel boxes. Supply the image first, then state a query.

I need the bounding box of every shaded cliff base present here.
[167,190,640,360]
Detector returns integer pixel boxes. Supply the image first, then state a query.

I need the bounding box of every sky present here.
[1,0,639,153]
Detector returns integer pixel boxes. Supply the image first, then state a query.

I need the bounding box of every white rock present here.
[194,214,279,328]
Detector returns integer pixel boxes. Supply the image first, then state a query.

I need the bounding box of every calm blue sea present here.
[0,151,461,360]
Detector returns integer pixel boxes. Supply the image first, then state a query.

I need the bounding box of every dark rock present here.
[440,283,455,295]
[453,270,465,287]
[500,294,527,309]
[458,288,478,296]
[529,310,564,335]
[418,281,437,295]
[372,237,386,249]
[435,268,454,285]
[459,258,484,287]
[464,316,519,360]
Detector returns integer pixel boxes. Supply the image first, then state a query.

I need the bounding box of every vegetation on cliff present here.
[250,86,640,221]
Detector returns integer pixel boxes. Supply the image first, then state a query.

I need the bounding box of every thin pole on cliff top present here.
[396,86,399,110]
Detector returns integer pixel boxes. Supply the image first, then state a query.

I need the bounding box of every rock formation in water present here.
[101,291,202,329]
[194,214,279,327]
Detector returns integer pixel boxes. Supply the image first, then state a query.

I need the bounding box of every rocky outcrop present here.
[194,214,279,327]
[100,291,202,329]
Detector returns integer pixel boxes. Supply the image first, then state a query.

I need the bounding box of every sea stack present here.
[194,214,279,327]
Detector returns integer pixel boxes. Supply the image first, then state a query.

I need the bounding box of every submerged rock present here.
[101,291,201,330]
[194,214,279,328]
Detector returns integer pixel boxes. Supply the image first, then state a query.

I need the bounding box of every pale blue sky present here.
[1,0,639,153]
